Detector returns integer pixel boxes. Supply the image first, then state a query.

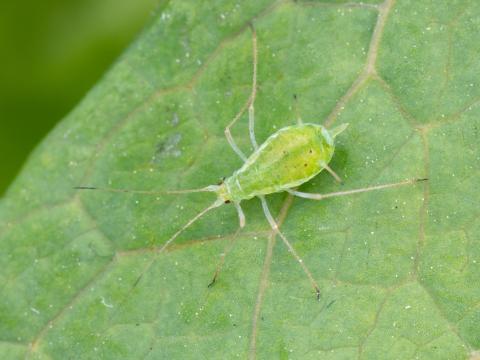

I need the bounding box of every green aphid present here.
[76,26,425,299]
[218,123,348,203]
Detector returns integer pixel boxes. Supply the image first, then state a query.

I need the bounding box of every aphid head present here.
[215,182,231,203]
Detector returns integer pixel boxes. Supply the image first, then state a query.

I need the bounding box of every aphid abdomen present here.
[224,124,335,202]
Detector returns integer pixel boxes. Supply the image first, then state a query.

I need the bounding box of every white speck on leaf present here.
[30,307,40,315]
[100,296,113,308]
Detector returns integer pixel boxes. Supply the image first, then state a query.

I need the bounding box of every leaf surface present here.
[1,0,479,359]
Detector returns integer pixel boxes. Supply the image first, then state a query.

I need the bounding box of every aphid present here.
[76,25,426,299]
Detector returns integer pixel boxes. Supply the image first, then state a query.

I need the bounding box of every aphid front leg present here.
[225,98,249,161]
[234,202,246,228]
[260,197,321,300]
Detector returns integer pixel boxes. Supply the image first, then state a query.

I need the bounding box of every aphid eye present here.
[224,200,231,204]
[304,163,308,167]
[309,149,313,154]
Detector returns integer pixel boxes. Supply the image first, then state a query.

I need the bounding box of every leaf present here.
[1,0,479,358]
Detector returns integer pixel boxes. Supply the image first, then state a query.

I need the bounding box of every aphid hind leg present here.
[234,201,246,228]
[260,196,321,300]
[287,178,427,200]
[207,196,246,288]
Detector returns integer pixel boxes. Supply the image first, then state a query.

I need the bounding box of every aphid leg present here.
[208,227,242,287]
[207,202,245,287]
[260,196,321,300]
[225,100,249,161]
[287,178,427,200]
[224,24,258,161]
[319,161,343,183]
[234,201,246,228]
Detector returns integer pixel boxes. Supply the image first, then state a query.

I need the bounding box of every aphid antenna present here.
[293,94,303,125]
[128,197,225,291]
[155,198,224,254]
[73,185,219,195]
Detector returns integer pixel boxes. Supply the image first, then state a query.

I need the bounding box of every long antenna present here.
[132,198,224,289]
[73,185,219,195]
[156,199,224,253]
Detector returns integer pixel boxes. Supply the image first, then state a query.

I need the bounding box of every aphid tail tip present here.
[415,178,429,182]
[329,123,349,138]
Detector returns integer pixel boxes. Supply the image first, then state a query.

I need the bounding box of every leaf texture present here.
[1,0,479,358]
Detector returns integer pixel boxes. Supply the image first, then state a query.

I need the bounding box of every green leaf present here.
[1,0,479,358]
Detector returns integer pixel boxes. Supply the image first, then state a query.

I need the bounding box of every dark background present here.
[0,0,165,195]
